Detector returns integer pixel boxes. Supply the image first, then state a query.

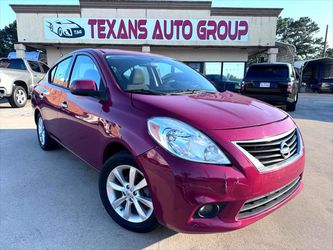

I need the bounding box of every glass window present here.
[40,63,50,73]
[28,61,42,73]
[246,65,289,78]
[0,59,26,70]
[185,62,202,73]
[222,62,246,82]
[204,62,222,76]
[105,55,216,94]
[70,55,102,90]
[52,57,72,87]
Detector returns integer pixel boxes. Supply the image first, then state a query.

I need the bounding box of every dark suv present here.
[241,63,299,111]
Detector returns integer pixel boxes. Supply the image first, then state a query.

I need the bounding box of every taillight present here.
[241,81,245,91]
[287,82,293,93]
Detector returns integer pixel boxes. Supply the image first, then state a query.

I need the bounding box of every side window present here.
[70,55,102,90]
[52,57,72,87]
[7,59,27,70]
[28,61,42,73]
[40,63,50,73]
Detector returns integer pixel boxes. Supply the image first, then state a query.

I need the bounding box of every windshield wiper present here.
[166,89,217,95]
[125,89,166,95]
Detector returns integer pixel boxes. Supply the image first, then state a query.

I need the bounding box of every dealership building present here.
[11,0,283,82]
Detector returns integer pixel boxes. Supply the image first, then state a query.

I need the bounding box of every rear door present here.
[57,53,106,167]
[34,56,73,138]
[243,65,290,95]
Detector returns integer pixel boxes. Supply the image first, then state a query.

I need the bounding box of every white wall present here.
[16,8,277,47]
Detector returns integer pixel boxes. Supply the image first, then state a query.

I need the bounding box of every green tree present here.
[277,17,324,60]
[0,21,18,58]
[325,48,333,58]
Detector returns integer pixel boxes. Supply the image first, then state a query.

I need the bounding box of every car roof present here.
[250,62,291,67]
[72,48,168,59]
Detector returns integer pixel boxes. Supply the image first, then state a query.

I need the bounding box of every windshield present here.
[105,54,216,94]
[246,65,289,78]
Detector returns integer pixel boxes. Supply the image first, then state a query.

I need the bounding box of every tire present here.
[286,101,296,111]
[36,113,58,150]
[57,27,63,37]
[286,92,298,112]
[9,86,27,108]
[99,151,158,233]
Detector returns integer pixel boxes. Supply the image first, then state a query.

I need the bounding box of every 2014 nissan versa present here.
[32,49,305,233]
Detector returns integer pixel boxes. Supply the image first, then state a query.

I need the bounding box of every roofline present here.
[211,7,283,17]
[10,1,283,17]
[10,4,81,13]
[80,0,212,10]
[295,57,333,63]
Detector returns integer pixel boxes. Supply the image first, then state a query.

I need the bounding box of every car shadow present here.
[0,98,12,108]
[0,129,176,250]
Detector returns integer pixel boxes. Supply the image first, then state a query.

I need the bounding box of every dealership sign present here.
[44,18,249,42]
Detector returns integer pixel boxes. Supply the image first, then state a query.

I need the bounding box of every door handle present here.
[61,101,68,109]
[39,93,44,100]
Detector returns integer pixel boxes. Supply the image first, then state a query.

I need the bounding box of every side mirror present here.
[70,80,99,96]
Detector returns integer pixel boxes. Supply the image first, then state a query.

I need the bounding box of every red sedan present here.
[32,49,304,233]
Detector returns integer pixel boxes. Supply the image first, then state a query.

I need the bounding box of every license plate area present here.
[260,82,271,88]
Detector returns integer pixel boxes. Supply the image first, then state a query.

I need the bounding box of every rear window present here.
[246,65,289,78]
[0,59,27,70]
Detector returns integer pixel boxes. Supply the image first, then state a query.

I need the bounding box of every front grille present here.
[238,176,301,218]
[235,128,301,171]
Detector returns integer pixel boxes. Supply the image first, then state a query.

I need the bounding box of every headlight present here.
[147,117,231,165]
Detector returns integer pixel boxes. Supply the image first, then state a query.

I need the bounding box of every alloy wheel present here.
[16,89,26,105]
[38,116,46,146]
[106,165,153,223]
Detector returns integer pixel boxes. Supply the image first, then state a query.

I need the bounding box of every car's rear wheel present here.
[99,151,158,233]
[36,113,58,150]
[286,92,298,111]
[9,86,27,108]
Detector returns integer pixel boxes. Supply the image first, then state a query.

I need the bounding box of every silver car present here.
[0,58,49,107]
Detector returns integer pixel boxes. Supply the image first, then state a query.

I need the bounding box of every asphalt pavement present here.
[0,93,332,250]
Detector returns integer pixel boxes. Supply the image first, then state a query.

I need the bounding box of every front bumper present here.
[136,118,305,233]
[0,87,8,98]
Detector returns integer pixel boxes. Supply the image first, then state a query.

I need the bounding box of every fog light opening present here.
[197,204,220,218]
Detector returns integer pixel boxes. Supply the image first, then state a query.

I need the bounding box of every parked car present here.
[0,58,49,107]
[32,49,305,233]
[310,81,333,93]
[241,63,299,111]
[205,74,241,92]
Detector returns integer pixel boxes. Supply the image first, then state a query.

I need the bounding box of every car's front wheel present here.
[99,151,158,233]
[36,113,58,150]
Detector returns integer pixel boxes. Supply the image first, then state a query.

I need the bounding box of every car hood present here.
[132,91,287,130]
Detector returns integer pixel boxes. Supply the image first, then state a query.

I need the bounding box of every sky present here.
[1,0,332,47]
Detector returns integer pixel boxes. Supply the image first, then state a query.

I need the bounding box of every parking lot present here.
[0,93,332,250]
